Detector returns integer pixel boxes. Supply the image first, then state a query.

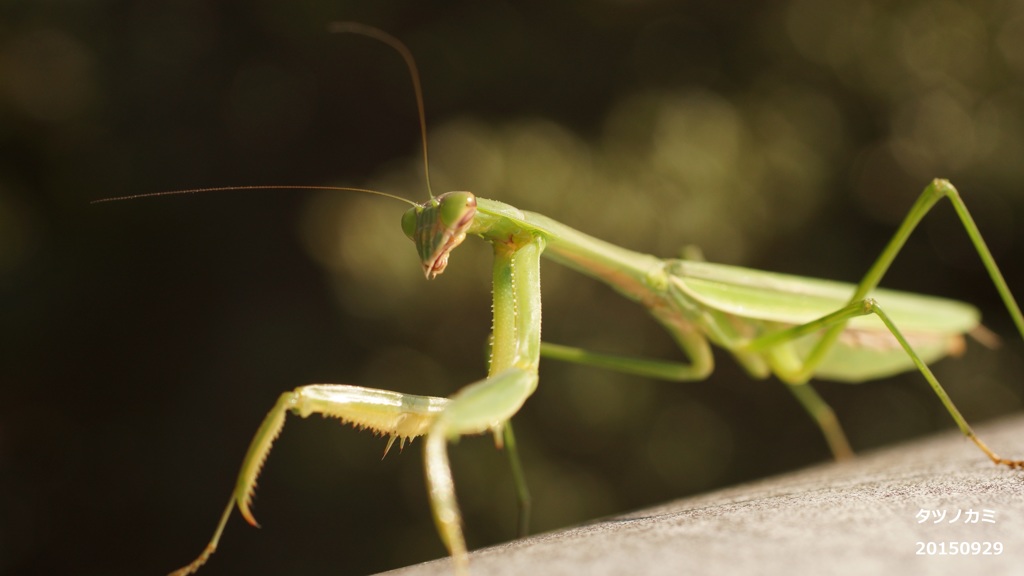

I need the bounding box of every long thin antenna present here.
[329,22,435,199]
[94,25,432,207]
[91,185,416,206]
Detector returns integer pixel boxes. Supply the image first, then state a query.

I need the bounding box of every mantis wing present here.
[672,260,980,382]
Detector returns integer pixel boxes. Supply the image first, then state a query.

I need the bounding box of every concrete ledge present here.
[381,415,1024,576]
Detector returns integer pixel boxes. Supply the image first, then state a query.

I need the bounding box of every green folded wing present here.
[672,260,979,335]
[671,260,980,383]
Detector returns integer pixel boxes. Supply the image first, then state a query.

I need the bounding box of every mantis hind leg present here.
[747,179,1024,468]
[757,298,1024,469]
[799,179,1024,378]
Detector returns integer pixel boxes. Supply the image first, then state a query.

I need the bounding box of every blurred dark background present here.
[3,1,1024,575]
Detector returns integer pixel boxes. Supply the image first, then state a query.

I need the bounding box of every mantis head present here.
[402,191,478,279]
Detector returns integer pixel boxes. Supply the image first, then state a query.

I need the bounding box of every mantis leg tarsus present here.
[969,434,1024,470]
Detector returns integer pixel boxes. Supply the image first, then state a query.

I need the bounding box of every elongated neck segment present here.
[470,197,667,303]
[406,192,668,304]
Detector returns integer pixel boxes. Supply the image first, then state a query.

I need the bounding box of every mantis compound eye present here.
[401,206,418,240]
[438,191,477,228]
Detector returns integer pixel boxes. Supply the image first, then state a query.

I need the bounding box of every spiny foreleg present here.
[169,384,450,576]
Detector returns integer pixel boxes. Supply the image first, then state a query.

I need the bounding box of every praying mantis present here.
[105,23,1024,576]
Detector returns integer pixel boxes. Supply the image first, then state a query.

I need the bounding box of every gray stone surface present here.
[380,415,1024,576]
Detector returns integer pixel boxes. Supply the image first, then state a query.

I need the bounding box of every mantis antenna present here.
[90,185,417,206]
[329,21,436,200]
[93,22,436,206]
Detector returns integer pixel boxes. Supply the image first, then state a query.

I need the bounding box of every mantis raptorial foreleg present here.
[170,221,544,576]
[426,236,544,573]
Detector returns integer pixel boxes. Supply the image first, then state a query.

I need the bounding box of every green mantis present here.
[142,24,1024,576]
